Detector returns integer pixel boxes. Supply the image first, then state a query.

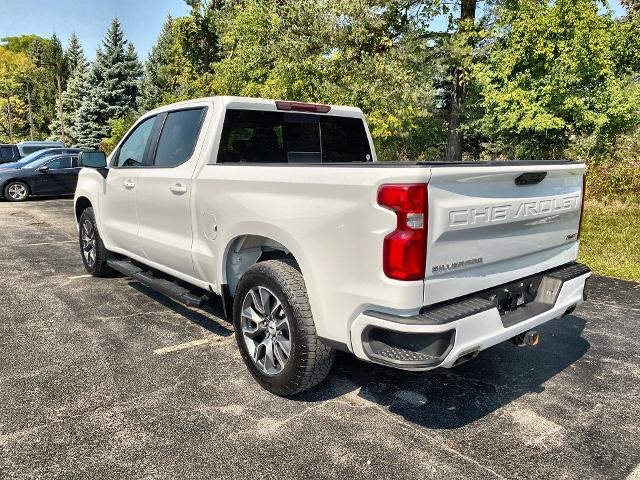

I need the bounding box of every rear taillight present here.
[377,184,428,281]
[275,101,331,113]
[577,173,586,240]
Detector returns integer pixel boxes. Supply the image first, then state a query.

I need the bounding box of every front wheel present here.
[78,207,112,277]
[233,259,335,396]
[4,181,29,202]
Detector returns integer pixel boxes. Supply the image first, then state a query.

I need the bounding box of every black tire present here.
[78,207,112,277]
[3,181,30,202]
[233,259,335,396]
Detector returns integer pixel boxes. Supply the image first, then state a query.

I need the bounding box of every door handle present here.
[170,183,188,194]
[123,180,135,189]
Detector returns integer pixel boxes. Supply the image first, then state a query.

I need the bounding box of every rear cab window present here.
[217,109,372,164]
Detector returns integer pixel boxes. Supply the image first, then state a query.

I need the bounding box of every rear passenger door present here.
[136,105,208,278]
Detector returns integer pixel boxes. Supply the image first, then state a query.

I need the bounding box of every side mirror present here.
[39,165,49,172]
[79,151,108,178]
[79,151,107,168]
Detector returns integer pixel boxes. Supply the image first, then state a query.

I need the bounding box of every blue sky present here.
[0,0,191,60]
[0,0,629,61]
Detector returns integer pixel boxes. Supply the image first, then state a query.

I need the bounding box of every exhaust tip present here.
[510,330,540,347]
[524,330,539,346]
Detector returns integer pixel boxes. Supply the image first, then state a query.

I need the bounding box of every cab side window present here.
[114,116,156,167]
[153,108,205,168]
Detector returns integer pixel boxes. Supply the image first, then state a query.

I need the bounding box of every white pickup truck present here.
[74,96,590,396]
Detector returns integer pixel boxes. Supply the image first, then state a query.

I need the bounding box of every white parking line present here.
[627,464,640,480]
[1,240,76,248]
[67,274,92,279]
[153,338,213,355]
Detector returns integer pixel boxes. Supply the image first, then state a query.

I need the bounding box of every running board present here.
[107,259,211,308]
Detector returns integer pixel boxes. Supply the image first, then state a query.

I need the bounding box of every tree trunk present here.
[445,0,476,162]
[56,67,66,144]
[6,94,13,143]
[26,85,34,140]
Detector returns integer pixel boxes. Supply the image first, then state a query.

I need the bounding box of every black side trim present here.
[318,337,350,353]
[220,284,234,320]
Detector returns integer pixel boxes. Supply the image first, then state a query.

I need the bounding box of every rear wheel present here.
[233,259,335,396]
[79,207,112,277]
[4,181,29,202]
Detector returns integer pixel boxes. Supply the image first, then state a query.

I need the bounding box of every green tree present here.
[50,33,88,142]
[621,0,640,16]
[75,18,142,148]
[471,0,640,159]
[65,33,86,72]
[123,42,143,110]
[202,0,443,160]
[181,0,226,74]
[139,16,176,111]
[444,0,478,162]
[1,35,56,141]
[0,47,32,142]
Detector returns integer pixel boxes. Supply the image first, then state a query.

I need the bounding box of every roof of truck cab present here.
[146,96,364,118]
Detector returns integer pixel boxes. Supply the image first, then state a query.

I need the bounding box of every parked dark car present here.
[0,144,21,164]
[0,148,82,170]
[0,153,82,202]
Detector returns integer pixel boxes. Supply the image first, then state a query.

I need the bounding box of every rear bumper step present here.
[107,259,211,308]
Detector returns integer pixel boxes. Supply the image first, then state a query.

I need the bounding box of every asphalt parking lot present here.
[1,197,639,479]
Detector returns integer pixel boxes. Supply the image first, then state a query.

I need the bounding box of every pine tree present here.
[75,18,142,148]
[63,61,88,145]
[139,15,175,111]
[123,42,143,111]
[65,33,86,72]
[50,33,88,143]
[74,63,110,148]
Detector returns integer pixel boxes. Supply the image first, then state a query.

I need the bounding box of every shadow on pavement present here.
[299,314,590,429]
[129,281,233,337]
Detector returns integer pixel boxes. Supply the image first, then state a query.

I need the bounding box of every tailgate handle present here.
[515,172,547,186]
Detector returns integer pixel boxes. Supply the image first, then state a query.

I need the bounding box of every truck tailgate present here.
[424,162,585,305]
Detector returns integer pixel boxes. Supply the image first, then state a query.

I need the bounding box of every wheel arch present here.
[74,196,93,222]
[222,234,302,297]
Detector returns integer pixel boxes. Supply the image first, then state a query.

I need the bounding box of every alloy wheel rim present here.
[8,184,26,200]
[81,219,96,268]
[241,286,291,376]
